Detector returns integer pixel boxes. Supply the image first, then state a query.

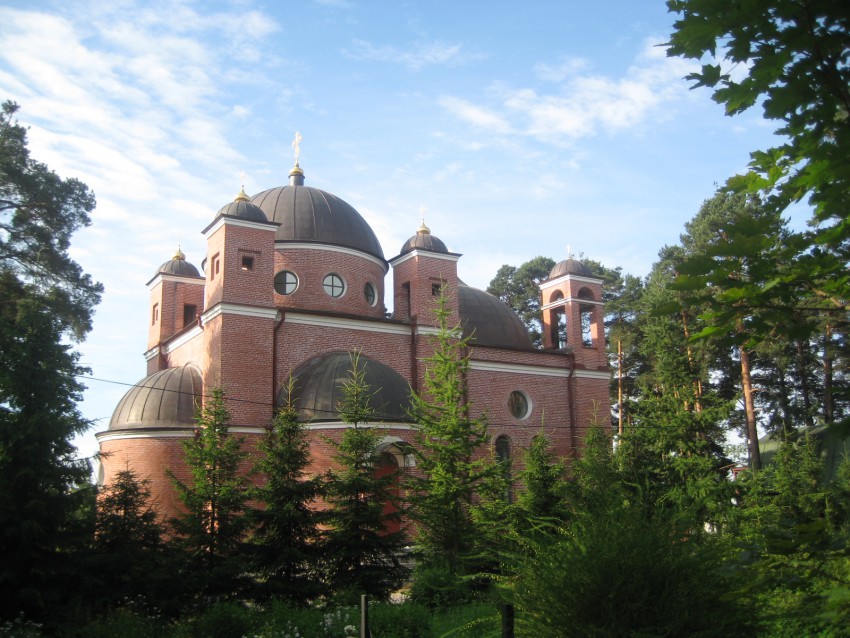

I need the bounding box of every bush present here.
[181,602,255,638]
[408,566,475,610]
[368,602,431,638]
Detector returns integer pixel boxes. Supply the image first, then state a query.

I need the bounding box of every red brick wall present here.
[274,248,387,318]
[392,253,459,326]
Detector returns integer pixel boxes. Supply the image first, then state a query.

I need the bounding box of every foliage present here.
[407,294,501,575]
[513,427,753,638]
[486,256,555,346]
[515,430,569,524]
[0,101,102,339]
[169,388,251,601]
[0,101,101,623]
[323,352,406,601]
[667,0,850,317]
[251,378,324,604]
[733,436,850,634]
[89,468,179,614]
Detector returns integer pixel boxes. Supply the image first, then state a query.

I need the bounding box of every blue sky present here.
[0,0,790,463]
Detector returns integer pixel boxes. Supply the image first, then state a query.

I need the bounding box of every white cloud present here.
[437,96,513,134]
[440,37,699,144]
[344,39,484,70]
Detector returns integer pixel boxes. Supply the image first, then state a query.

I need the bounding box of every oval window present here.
[323,273,345,298]
[274,270,298,295]
[508,391,530,419]
[364,282,376,306]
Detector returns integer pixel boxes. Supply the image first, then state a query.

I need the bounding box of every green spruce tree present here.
[323,352,406,601]
[251,378,324,604]
[170,388,251,601]
[407,294,500,575]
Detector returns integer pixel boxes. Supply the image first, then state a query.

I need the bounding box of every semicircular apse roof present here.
[458,282,533,350]
[285,352,412,423]
[109,365,202,430]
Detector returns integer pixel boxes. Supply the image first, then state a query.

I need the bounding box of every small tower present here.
[200,186,279,426]
[390,215,460,327]
[146,247,204,374]
[539,255,607,370]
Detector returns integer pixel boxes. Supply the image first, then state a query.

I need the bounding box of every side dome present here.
[250,166,385,262]
[458,282,533,350]
[549,257,593,279]
[109,366,202,430]
[156,248,200,278]
[285,352,412,422]
[399,220,448,255]
[216,200,268,223]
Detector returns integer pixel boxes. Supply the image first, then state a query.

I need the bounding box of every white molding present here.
[278,242,388,271]
[470,360,571,378]
[143,346,160,361]
[201,303,279,324]
[284,312,410,335]
[304,422,419,431]
[389,249,460,268]
[573,369,612,380]
[541,297,605,310]
[146,273,205,288]
[539,273,603,290]
[163,325,203,354]
[97,425,268,442]
[203,215,278,238]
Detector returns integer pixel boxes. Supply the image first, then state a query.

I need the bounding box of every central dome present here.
[250,166,385,262]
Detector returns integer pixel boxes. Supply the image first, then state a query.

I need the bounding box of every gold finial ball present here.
[235,186,250,202]
[173,247,185,261]
[417,220,431,235]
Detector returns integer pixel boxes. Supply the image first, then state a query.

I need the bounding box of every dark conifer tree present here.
[251,379,324,604]
[323,352,406,601]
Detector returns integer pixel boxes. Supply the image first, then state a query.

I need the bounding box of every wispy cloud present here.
[343,39,484,71]
[437,96,513,134]
[440,38,698,145]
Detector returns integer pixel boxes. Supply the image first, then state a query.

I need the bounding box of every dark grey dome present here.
[216,199,268,223]
[250,169,385,262]
[549,258,593,279]
[285,352,412,423]
[458,282,533,350]
[400,232,448,255]
[109,366,202,430]
[156,249,201,278]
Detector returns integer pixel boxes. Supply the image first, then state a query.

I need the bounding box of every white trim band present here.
[202,303,279,324]
[389,249,460,267]
[285,312,411,335]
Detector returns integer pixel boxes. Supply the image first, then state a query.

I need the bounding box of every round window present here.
[364,282,376,306]
[508,391,530,420]
[323,273,345,298]
[274,270,298,295]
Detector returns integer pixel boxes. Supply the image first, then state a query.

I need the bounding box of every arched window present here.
[549,290,567,348]
[578,288,595,347]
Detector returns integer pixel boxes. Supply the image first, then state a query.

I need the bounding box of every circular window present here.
[508,391,530,420]
[323,273,345,298]
[274,270,298,295]
[364,282,376,306]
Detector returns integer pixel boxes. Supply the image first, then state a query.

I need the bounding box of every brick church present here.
[96,153,610,520]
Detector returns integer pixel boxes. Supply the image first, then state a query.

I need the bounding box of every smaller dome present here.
[156,247,201,278]
[549,257,593,279]
[399,221,448,255]
[216,199,268,223]
[285,352,413,423]
[109,366,202,430]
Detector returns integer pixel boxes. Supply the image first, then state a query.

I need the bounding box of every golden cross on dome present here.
[292,131,302,165]
[567,244,573,259]
[419,204,427,225]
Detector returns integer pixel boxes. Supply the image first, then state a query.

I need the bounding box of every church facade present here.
[97,159,610,520]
